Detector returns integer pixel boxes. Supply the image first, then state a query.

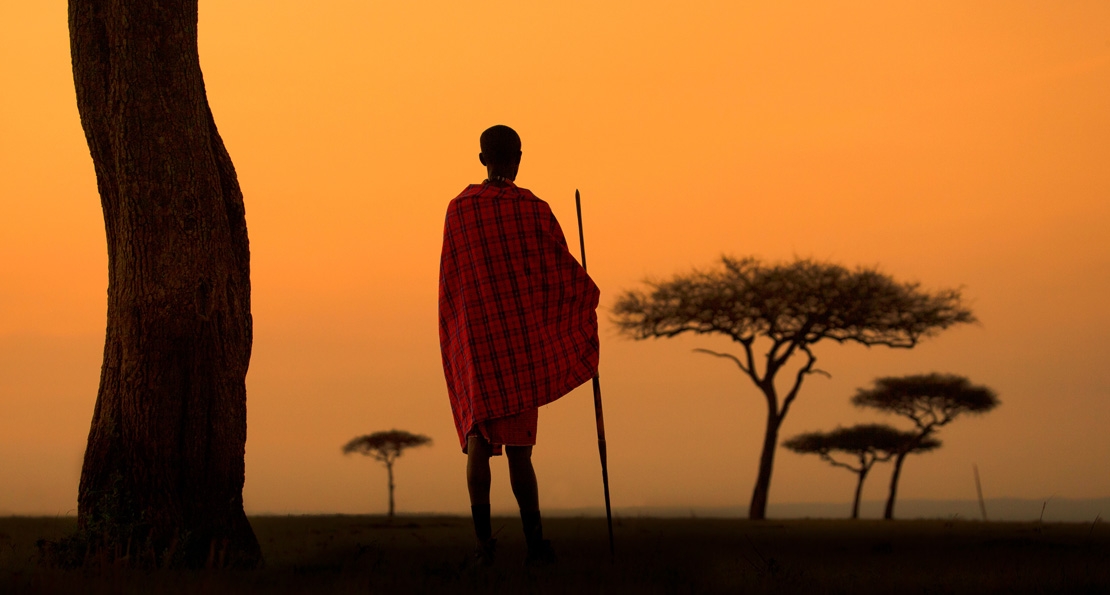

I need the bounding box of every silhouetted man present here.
[439,125,600,566]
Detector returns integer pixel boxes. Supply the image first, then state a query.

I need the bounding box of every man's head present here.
[479,125,522,181]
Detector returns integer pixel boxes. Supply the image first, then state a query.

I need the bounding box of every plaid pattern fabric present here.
[439,182,600,450]
[471,408,539,456]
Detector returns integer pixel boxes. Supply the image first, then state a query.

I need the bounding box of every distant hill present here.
[542,498,1110,523]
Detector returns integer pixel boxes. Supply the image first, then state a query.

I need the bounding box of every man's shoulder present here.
[513,186,545,204]
[449,184,485,204]
[449,184,548,209]
[457,183,487,196]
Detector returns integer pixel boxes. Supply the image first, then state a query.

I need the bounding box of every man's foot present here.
[524,539,556,567]
[474,538,497,567]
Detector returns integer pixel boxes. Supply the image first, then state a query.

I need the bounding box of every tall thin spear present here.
[576,189,615,557]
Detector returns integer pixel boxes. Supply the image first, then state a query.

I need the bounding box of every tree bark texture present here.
[70,0,259,566]
[748,408,779,520]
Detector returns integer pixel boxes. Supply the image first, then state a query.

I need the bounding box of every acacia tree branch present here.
[692,348,749,374]
[765,337,797,380]
[777,345,820,422]
[637,320,750,345]
[871,449,896,464]
[936,408,957,427]
[929,411,943,427]
[823,335,919,349]
[907,406,928,429]
[899,426,936,455]
[860,449,896,471]
[772,319,815,371]
[742,340,759,382]
[915,417,932,432]
[692,348,763,389]
[858,451,873,473]
[773,339,800,372]
[819,451,861,473]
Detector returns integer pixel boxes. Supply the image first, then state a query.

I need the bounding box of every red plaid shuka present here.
[439,182,600,451]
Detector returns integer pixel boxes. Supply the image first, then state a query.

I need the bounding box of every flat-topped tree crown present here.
[783,424,940,460]
[344,430,433,463]
[612,255,975,519]
[613,256,975,348]
[852,373,999,429]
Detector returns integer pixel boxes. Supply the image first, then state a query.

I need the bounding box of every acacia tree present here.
[613,256,974,519]
[783,424,939,519]
[344,430,433,518]
[69,0,259,566]
[852,374,999,519]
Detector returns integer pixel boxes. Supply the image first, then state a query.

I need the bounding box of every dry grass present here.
[2,515,1108,594]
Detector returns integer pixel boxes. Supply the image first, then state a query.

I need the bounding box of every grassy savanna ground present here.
[1,515,1108,594]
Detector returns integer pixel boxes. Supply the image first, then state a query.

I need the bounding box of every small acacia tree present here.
[852,373,999,519]
[343,430,432,518]
[613,256,974,519]
[783,424,939,519]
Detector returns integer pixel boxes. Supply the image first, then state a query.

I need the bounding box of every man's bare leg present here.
[467,434,493,506]
[506,445,538,511]
[467,434,495,562]
[507,445,554,564]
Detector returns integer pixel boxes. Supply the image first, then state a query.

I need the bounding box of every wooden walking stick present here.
[576,189,615,557]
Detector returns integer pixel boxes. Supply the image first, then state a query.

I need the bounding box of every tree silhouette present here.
[343,430,432,518]
[783,424,939,519]
[612,256,974,519]
[852,373,999,519]
[69,0,258,566]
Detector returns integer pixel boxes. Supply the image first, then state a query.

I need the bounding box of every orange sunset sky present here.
[2,2,1108,516]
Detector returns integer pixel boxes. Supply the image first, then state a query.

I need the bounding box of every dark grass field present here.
[2,515,1108,594]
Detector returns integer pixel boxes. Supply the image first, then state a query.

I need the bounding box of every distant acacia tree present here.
[343,430,432,518]
[613,256,974,519]
[852,374,999,519]
[783,424,939,519]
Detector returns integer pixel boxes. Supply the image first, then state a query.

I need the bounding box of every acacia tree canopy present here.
[612,256,975,520]
[852,373,999,429]
[343,430,433,464]
[613,256,975,349]
[783,424,939,467]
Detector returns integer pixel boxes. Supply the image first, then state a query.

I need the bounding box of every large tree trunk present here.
[883,451,908,520]
[748,408,779,520]
[70,0,260,567]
